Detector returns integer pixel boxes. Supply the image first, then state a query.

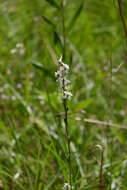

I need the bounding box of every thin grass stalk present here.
[117,0,127,41]
[63,98,72,188]
[62,76,72,188]
[55,56,73,188]
[60,0,66,60]
[60,0,72,188]
[108,56,113,189]
[99,149,105,190]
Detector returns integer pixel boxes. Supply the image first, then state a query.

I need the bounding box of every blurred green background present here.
[0,0,127,189]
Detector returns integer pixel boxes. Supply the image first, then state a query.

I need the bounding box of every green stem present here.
[61,0,66,61]
[60,1,71,186]
[63,98,72,189]
[117,0,127,41]
[99,149,105,190]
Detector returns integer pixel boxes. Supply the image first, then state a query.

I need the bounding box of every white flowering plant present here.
[55,56,73,189]
[55,56,73,100]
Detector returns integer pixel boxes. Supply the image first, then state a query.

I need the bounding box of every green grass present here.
[0,0,127,189]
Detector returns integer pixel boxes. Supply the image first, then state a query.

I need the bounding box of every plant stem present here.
[60,0,72,187]
[99,149,105,190]
[117,0,127,41]
[63,98,72,188]
[60,0,66,61]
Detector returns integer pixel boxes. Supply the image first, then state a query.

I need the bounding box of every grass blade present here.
[69,2,84,30]
[45,0,59,9]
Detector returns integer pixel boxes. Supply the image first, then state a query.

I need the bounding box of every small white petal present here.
[6,69,11,75]
[64,79,70,85]
[58,56,63,65]
[11,96,16,101]
[63,183,74,190]
[59,55,63,62]
[16,43,24,48]
[19,48,25,56]
[63,63,69,70]
[63,91,73,99]
[55,71,62,77]
[16,83,22,89]
[13,172,21,180]
[10,49,17,54]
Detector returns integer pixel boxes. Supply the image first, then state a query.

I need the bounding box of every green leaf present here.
[42,16,55,27]
[53,30,62,47]
[69,2,84,30]
[0,119,8,131]
[32,61,55,80]
[74,98,93,109]
[45,0,59,9]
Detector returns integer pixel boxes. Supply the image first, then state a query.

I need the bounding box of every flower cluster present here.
[55,56,72,99]
[10,43,25,56]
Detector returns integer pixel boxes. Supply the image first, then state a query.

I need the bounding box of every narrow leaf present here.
[69,2,84,30]
[32,61,55,80]
[45,0,59,9]
[53,30,62,47]
[42,16,55,28]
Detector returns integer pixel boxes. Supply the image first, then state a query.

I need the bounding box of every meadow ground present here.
[0,0,127,189]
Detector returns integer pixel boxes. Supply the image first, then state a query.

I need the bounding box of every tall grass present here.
[0,0,127,189]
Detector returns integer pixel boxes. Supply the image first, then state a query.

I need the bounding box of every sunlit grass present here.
[0,0,127,189]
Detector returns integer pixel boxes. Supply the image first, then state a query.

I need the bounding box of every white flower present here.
[59,65,69,75]
[58,55,63,65]
[10,43,25,56]
[63,183,71,190]
[63,91,73,99]
[16,83,22,89]
[62,63,69,71]
[13,172,21,180]
[64,79,70,85]
[55,71,62,77]
[60,64,69,71]
[10,48,17,54]
[19,48,25,56]
[16,43,23,48]
[11,96,16,101]
[55,56,72,99]
[6,69,11,75]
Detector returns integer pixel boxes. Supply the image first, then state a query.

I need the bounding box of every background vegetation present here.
[0,0,127,189]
